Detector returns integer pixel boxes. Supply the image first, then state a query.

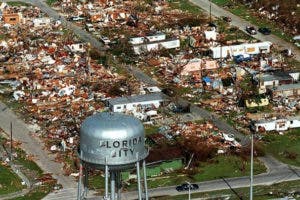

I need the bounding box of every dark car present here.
[222,16,232,22]
[208,22,217,29]
[176,183,199,192]
[258,27,271,35]
[246,26,257,35]
[234,54,252,63]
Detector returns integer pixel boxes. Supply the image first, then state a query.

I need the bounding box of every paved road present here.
[190,0,300,61]
[0,102,76,188]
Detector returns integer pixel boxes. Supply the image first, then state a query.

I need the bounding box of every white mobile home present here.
[133,38,180,55]
[251,117,300,132]
[210,41,272,59]
[129,32,166,45]
[107,92,169,112]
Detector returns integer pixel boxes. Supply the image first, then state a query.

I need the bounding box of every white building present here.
[251,116,300,132]
[67,43,85,53]
[129,32,166,45]
[132,38,180,55]
[107,92,168,112]
[33,17,51,27]
[210,41,272,59]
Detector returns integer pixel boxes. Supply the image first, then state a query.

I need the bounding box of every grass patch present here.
[154,180,300,200]
[263,129,300,167]
[46,0,58,6]
[145,125,159,136]
[13,183,54,200]
[0,164,24,195]
[6,1,30,6]
[211,0,230,7]
[168,0,203,14]
[13,148,43,177]
[193,155,266,182]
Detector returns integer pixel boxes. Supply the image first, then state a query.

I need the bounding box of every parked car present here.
[293,35,300,47]
[176,183,199,192]
[258,27,271,35]
[99,36,111,45]
[281,49,294,57]
[234,54,252,63]
[208,22,217,29]
[85,23,95,32]
[222,16,232,22]
[246,26,257,35]
[68,16,85,21]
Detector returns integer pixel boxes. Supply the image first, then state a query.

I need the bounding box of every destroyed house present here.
[209,41,272,59]
[107,92,169,112]
[270,83,300,98]
[2,12,22,25]
[257,72,294,88]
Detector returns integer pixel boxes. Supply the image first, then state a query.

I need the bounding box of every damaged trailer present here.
[250,117,300,132]
[209,41,272,59]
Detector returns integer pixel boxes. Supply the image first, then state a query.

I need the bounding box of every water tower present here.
[77,112,149,200]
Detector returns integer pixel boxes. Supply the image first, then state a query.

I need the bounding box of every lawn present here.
[168,0,203,14]
[154,179,300,200]
[263,129,300,167]
[46,0,58,6]
[193,155,266,182]
[145,125,159,136]
[6,2,30,6]
[13,183,55,200]
[0,164,24,195]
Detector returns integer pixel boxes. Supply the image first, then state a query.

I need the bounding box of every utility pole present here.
[209,0,212,23]
[10,122,13,162]
[250,132,254,200]
[186,181,191,200]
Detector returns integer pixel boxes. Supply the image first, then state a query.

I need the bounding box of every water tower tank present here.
[79,112,148,169]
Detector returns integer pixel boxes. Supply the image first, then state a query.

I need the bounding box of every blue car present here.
[234,54,252,63]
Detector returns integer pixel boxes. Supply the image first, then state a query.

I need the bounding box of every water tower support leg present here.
[136,161,142,200]
[105,161,109,199]
[143,160,148,200]
[77,160,83,200]
[116,171,121,200]
[111,172,116,200]
[84,165,88,197]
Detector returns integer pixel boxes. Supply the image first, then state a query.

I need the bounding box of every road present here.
[190,0,300,61]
